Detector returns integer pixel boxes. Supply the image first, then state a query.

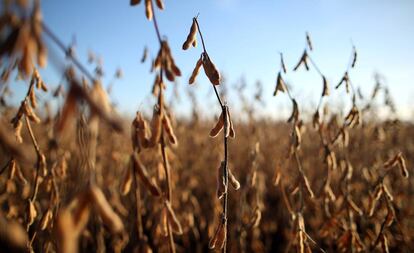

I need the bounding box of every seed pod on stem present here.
[162,113,177,145]
[306,32,313,51]
[273,71,286,96]
[287,99,299,123]
[144,0,153,21]
[202,53,220,85]
[322,76,329,96]
[130,0,141,6]
[132,153,161,197]
[293,50,309,71]
[182,19,198,50]
[89,185,124,234]
[250,207,262,228]
[155,0,164,10]
[228,169,240,190]
[209,112,224,138]
[216,161,226,200]
[148,106,162,147]
[209,216,227,250]
[189,55,203,84]
[120,163,133,195]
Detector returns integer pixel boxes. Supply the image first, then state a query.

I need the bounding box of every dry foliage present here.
[0,1,413,253]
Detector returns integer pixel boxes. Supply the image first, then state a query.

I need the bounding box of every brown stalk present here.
[192,17,230,253]
[149,2,178,252]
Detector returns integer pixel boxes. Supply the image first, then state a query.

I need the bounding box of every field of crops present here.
[1,1,413,253]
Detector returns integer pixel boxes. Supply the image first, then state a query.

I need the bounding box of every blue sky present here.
[37,0,414,119]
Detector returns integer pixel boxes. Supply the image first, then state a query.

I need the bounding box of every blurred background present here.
[26,0,414,120]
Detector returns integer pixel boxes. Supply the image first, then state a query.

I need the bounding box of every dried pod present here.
[351,46,357,68]
[397,154,409,178]
[160,208,168,237]
[209,112,224,137]
[202,54,220,85]
[340,128,349,147]
[164,200,183,235]
[209,218,227,250]
[273,72,286,96]
[27,200,37,227]
[40,208,53,230]
[223,108,231,138]
[39,153,47,176]
[132,112,150,151]
[287,99,299,123]
[385,201,396,227]
[368,185,383,216]
[280,53,287,73]
[29,86,37,108]
[155,0,164,10]
[216,161,226,199]
[336,72,349,90]
[226,107,235,138]
[189,56,203,84]
[324,183,336,201]
[162,40,181,78]
[322,76,329,96]
[130,0,141,6]
[120,165,133,196]
[344,105,360,128]
[39,80,48,92]
[132,153,161,197]
[90,186,124,234]
[228,169,240,190]
[13,160,27,184]
[250,208,262,228]
[162,113,177,145]
[141,47,148,63]
[293,50,309,71]
[293,125,302,150]
[14,119,23,143]
[250,170,257,188]
[148,106,162,146]
[24,102,41,123]
[306,32,313,50]
[382,184,393,201]
[144,0,153,20]
[345,160,353,180]
[273,168,281,186]
[182,19,198,50]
